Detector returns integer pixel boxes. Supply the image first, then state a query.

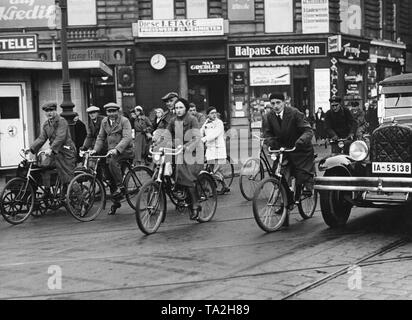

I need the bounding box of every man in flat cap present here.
[81,106,105,152]
[157,91,179,130]
[264,93,315,226]
[90,102,133,214]
[324,96,357,154]
[28,102,76,196]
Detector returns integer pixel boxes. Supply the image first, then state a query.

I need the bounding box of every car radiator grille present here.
[370,125,412,163]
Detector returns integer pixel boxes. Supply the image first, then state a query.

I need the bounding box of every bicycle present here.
[205,155,234,195]
[135,145,217,235]
[252,146,318,232]
[239,134,272,200]
[66,151,153,221]
[0,150,66,225]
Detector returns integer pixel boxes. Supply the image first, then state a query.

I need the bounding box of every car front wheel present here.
[319,189,352,228]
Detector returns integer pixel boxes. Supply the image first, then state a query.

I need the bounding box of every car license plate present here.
[372,162,411,174]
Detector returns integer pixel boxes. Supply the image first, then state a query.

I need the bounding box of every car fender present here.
[318,155,353,175]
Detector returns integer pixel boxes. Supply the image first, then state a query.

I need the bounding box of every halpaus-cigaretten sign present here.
[133,18,224,37]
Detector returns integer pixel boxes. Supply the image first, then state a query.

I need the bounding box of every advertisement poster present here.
[314,68,330,111]
[187,0,207,18]
[152,0,174,19]
[0,0,55,29]
[340,0,362,36]
[264,0,293,33]
[250,67,290,86]
[68,0,96,26]
[302,0,329,34]
[228,0,255,21]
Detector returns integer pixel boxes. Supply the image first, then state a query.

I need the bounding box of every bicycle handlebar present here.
[268,146,296,153]
[150,145,184,156]
[79,150,109,159]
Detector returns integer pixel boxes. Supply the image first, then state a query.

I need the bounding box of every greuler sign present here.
[228,42,327,59]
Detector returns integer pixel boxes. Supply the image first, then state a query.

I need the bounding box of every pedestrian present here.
[157,91,179,130]
[200,106,229,194]
[303,108,315,130]
[133,105,153,166]
[73,112,87,163]
[90,102,133,215]
[152,108,165,131]
[129,109,137,129]
[189,102,206,127]
[366,101,379,133]
[351,101,368,139]
[314,107,326,145]
[28,102,76,197]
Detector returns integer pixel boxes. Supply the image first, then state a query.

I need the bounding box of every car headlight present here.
[349,140,368,161]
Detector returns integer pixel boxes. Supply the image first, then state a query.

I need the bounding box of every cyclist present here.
[28,102,76,197]
[263,93,315,226]
[324,96,357,154]
[90,102,133,215]
[80,106,106,152]
[200,106,229,194]
[156,91,179,130]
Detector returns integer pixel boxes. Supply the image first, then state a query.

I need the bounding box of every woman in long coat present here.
[133,106,152,165]
[314,107,326,144]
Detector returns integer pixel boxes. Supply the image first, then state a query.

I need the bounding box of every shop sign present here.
[302,0,329,34]
[188,59,227,75]
[250,67,290,86]
[55,48,125,65]
[314,69,330,111]
[370,45,405,65]
[228,42,327,60]
[132,18,224,38]
[0,34,37,53]
[233,71,245,94]
[330,57,339,100]
[340,39,369,61]
[264,0,293,33]
[228,0,254,21]
[328,35,341,53]
[0,0,56,29]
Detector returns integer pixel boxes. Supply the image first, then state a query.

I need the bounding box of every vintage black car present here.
[315,73,412,227]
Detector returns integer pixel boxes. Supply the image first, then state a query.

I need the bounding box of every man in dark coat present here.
[81,106,105,152]
[91,102,133,214]
[156,91,178,130]
[264,93,315,209]
[324,96,357,153]
[29,102,76,193]
[73,112,87,163]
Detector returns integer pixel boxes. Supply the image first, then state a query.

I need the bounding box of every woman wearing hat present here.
[163,98,203,219]
[133,105,153,165]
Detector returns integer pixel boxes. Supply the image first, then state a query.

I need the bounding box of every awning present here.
[250,60,310,67]
[0,59,113,77]
[338,58,367,65]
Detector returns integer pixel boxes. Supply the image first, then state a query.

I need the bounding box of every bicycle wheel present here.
[196,172,217,222]
[298,186,318,220]
[252,177,288,232]
[135,180,166,235]
[0,177,35,225]
[31,190,49,217]
[239,158,265,201]
[124,165,154,210]
[66,173,106,222]
[213,156,235,194]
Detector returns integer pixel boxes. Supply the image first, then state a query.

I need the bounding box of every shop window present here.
[0,97,20,119]
[264,0,293,33]
[340,0,362,36]
[153,0,174,19]
[187,0,208,18]
[68,0,97,26]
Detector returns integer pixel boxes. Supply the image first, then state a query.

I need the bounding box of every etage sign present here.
[0,0,55,29]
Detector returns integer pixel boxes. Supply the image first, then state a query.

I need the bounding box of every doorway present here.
[0,84,27,168]
[188,75,229,127]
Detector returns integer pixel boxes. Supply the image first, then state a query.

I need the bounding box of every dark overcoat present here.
[263,106,315,185]
[82,115,105,151]
[166,113,203,187]
[30,114,76,184]
[324,106,357,139]
[133,115,152,163]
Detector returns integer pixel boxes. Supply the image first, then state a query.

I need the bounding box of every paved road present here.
[1,173,411,300]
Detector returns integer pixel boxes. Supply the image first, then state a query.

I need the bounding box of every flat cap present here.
[41,102,57,111]
[329,96,342,103]
[161,91,178,101]
[103,102,120,110]
[86,106,100,113]
[269,93,285,101]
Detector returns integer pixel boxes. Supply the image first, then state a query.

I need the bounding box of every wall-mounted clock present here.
[150,54,167,70]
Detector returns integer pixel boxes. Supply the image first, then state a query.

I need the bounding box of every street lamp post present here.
[57,0,76,138]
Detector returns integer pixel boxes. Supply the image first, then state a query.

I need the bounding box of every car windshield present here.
[383,93,412,119]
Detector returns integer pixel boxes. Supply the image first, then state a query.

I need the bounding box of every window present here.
[153,0,174,19]
[187,0,208,18]
[392,1,398,41]
[264,0,293,33]
[228,0,255,21]
[68,0,97,26]
[379,0,383,39]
